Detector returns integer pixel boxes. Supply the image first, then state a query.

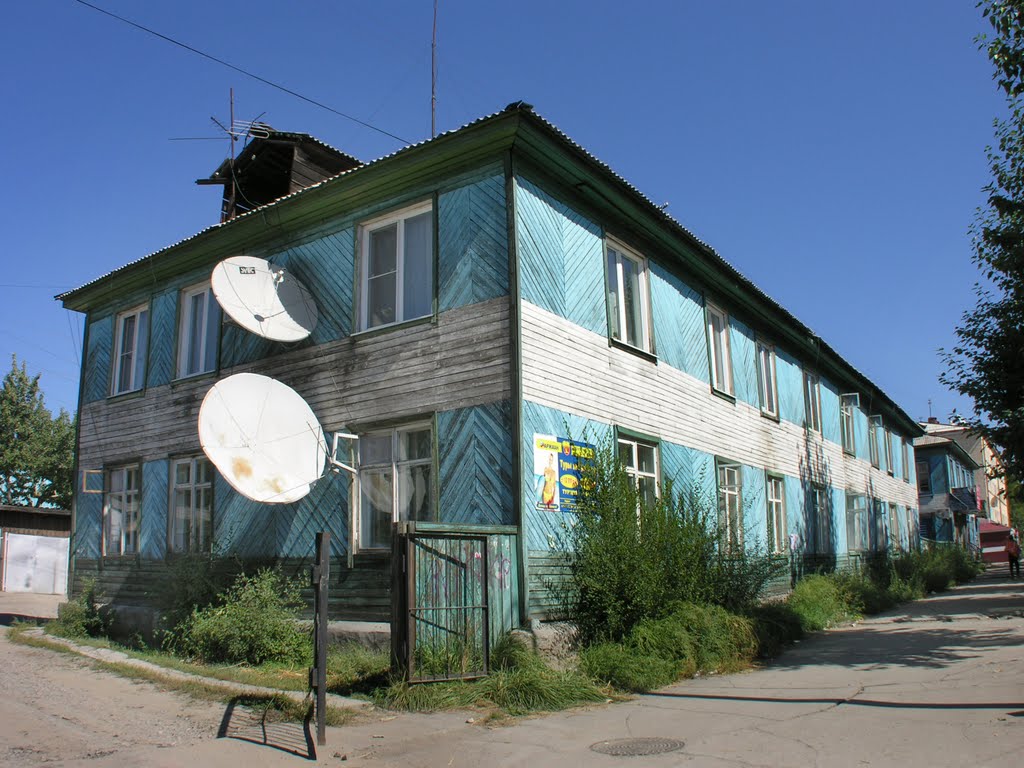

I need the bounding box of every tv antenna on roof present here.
[198,373,354,504]
[211,255,319,341]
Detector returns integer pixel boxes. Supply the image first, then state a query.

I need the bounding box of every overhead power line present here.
[72,0,412,144]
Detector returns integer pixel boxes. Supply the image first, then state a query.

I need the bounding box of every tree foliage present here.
[0,355,75,508]
[942,0,1024,481]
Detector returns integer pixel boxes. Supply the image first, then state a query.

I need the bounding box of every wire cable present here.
[72,0,412,144]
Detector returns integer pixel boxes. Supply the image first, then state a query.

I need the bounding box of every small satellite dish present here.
[211,255,318,342]
[198,373,327,504]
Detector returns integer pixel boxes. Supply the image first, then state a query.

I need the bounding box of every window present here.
[872,498,888,551]
[916,460,931,493]
[889,503,901,551]
[618,436,659,508]
[884,428,894,475]
[808,484,830,553]
[756,341,778,418]
[170,456,213,553]
[358,202,433,331]
[845,493,868,552]
[104,465,140,556]
[868,416,881,468]
[840,394,858,454]
[803,371,821,432]
[111,305,149,395]
[717,460,743,551]
[706,304,733,395]
[357,423,434,549]
[766,474,786,554]
[176,283,220,378]
[606,242,651,351]
[901,440,910,482]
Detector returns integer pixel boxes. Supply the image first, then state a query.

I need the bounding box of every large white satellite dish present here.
[211,256,318,342]
[198,373,327,504]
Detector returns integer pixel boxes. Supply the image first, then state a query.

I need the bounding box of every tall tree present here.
[0,356,75,508]
[943,0,1024,481]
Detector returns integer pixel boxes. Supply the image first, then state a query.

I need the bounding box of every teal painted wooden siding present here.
[783,474,804,546]
[776,350,804,427]
[214,476,278,557]
[147,292,177,387]
[140,460,168,558]
[521,400,611,552]
[74,490,102,559]
[515,178,605,334]
[741,464,768,549]
[730,317,759,408]
[437,401,515,526]
[660,441,715,503]
[648,264,708,382]
[83,315,112,403]
[438,174,509,311]
[221,228,356,368]
[486,533,520,640]
[819,379,842,445]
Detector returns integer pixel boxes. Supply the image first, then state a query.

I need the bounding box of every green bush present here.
[49,579,110,638]
[787,574,855,631]
[745,602,804,658]
[580,642,680,692]
[155,553,239,632]
[566,443,785,644]
[166,569,307,665]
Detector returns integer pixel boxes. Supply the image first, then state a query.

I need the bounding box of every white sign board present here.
[2,532,69,594]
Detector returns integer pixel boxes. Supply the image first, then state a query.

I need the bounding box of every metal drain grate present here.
[590,738,685,757]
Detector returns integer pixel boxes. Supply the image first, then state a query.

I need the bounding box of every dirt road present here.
[1,570,1022,766]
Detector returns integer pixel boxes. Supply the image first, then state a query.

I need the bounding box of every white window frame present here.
[868,416,882,468]
[354,422,434,551]
[872,498,888,551]
[169,456,214,554]
[888,503,901,551]
[103,464,140,556]
[358,201,434,332]
[840,394,858,455]
[717,460,743,552]
[176,282,220,379]
[916,460,931,494]
[707,303,734,395]
[846,493,868,553]
[605,240,652,352]
[884,428,894,476]
[756,340,778,418]
[902,440,910,482]
[766,474,786,554]
[618,435,659,508]
[803,371,821,433]
[111,304,149,395]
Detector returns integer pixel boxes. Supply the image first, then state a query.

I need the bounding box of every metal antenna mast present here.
[432,0,438,137]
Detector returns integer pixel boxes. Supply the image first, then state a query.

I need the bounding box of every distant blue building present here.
[913,432,981,544]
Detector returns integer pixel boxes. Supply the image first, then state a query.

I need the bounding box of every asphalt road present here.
[1,568,1022,767]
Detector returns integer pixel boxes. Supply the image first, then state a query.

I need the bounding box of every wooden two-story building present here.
[59,103,921,631]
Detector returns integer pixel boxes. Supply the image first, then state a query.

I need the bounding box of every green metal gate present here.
[393,530,490,682]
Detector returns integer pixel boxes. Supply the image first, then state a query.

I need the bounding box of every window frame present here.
[111,304,149,396]
[357,200,435,333]
[845,492,869,553]
[103,464,141,557]
[617,433,660,510]
[809,484,830,554]
[717,459,743,552]
[756,340,778,419]
[605,239,653,353]
[888,502,901,551]
[766,473,787,555]
[916,460,931,494]
[868,416,882,468]
[175,282,220,380]
[901,440,910,482]
[884,428,894,476]
[354,421,435,552]
[706,302,734,396]
[169,455,214,554]
[802,370,822,433]
[840,394,858,455]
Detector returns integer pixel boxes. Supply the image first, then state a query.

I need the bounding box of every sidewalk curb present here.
[18,629,371,711]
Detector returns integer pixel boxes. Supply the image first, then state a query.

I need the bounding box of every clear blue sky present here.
[0,1,1004,421]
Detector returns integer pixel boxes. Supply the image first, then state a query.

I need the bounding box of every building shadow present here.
[645,688,1024,713]
[217,696,316,761]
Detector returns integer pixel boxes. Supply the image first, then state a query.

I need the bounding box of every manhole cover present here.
[590,738,685,756]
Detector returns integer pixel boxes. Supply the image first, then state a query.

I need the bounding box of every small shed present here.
[978,518,1015,564]
[0,504,72,594]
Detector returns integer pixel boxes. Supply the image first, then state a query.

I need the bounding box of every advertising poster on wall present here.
[533,434,595,513]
